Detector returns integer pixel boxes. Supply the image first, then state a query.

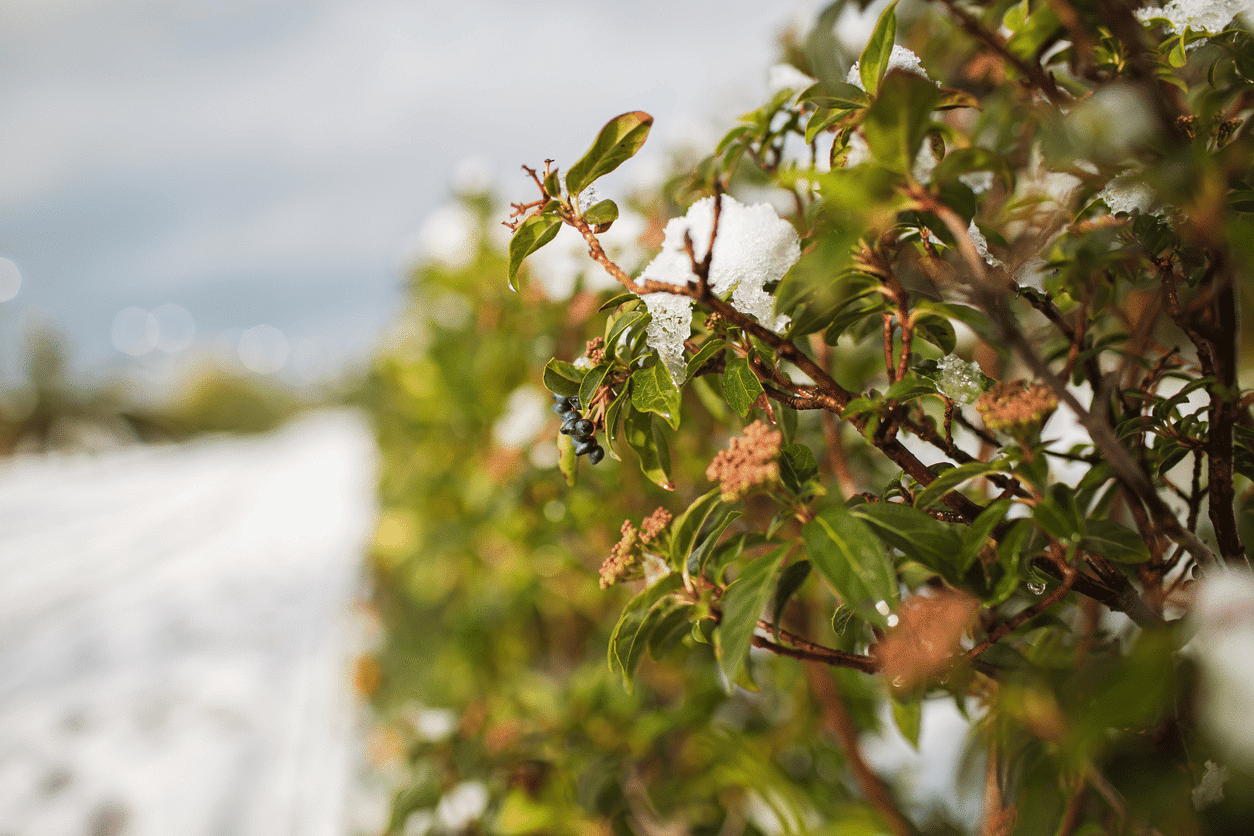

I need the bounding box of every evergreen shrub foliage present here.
[367,3,1254,833]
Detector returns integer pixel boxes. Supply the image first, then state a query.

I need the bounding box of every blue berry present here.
[586,445,605,465]
[574,437,598,456]
[572,418,595,439]
[560,413,581,434]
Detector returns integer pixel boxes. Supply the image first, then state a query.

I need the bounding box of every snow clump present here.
[846,44,933,90]
[1136,0,1252,34]
[1186,568,1254,766]
[1097,172,1165,217]
[636,195,800,382]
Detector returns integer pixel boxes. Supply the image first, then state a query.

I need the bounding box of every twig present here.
[931,0,1067,103]
[752,630,878,673]
[967,557,1078,661]
[805,664,918,836]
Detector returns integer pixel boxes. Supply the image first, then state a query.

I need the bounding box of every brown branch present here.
[1199,254,1248,566]
[931,0,1067,104]
[967,557,1079,661]
[571,213,992,523]
[752,629,879,674]
[805,664,918,836]
[882,312,897,383]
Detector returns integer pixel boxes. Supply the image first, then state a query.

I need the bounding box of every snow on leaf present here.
[846,44,933,91]
[1136,0,1250,34]
[636,196,800,382]
[1097,172,1165,216]
[967,221,1003,268]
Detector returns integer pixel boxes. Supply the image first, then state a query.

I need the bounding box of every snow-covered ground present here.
[0,410,379,836]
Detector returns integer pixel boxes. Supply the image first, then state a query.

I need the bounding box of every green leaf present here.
[543,168,561,199]
[647,601,695,660]
[931,147,1016,193]
[891,696,923,749]
[583,198,619,228]
[598,292,639,313]
[806,106,843,144]
[779,443,820,495]
[1082,519,1151,563]
[717,547,787,689]
[579,362,611,410]
[990,519,1033,605]
[851,502,964,579]
[1168,34,1188,69]
[565,111,654,196]
[608,573,683,691]
[1033,483,1084,543]
[671,488,723,567]
[914,460,1008,510]
[630,361,682,430]
[603,385,629,461]
[803,505,898,627]
[686,509,742,578]
[860,1,899,97]
[722,355,765,417]
[771,560,811,638]
[507,214,561,290]
[543,359,583,397]
[684,340,726,382]
[883,378,937,403]
[958,498,1014,573]
[624,407,674,490]
[913,313,957,354]
[860,71,943,176]
[605,310,647,361]
[557,431,577,487]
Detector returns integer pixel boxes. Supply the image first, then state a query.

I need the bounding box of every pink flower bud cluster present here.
[706,421,783,503]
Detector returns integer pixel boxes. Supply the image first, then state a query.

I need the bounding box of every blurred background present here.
[0,0,834,419]
[0,2,954,835]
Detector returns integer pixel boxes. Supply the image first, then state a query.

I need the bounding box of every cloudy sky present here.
[0,0,847,389]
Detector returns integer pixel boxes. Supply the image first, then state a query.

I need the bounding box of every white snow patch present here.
[1097,172,1164,216]
[1136,0,1253,33]
[0,410,379,836]
[846,44,933,90]
[636,195,799,381]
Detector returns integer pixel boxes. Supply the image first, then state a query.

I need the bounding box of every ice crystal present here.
[936,354,985,405]
[1097,172,1164,216]
[1193,760,1229,810]
[1136,0,1251,33]
[967,221,1003,267]
[636,196,800,382]
[846,44,933,90]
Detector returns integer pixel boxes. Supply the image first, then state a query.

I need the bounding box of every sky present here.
[0,0,847,391]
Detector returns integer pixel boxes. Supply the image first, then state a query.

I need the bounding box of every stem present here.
[805,664,918,836]
[967,557,1078,661]
[752,629,878,673]
[931,0,1067,104]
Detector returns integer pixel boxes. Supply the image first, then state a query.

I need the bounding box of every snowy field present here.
[0,411,379,836]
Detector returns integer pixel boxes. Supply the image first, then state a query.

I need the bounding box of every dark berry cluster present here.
[553,394,604,464]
